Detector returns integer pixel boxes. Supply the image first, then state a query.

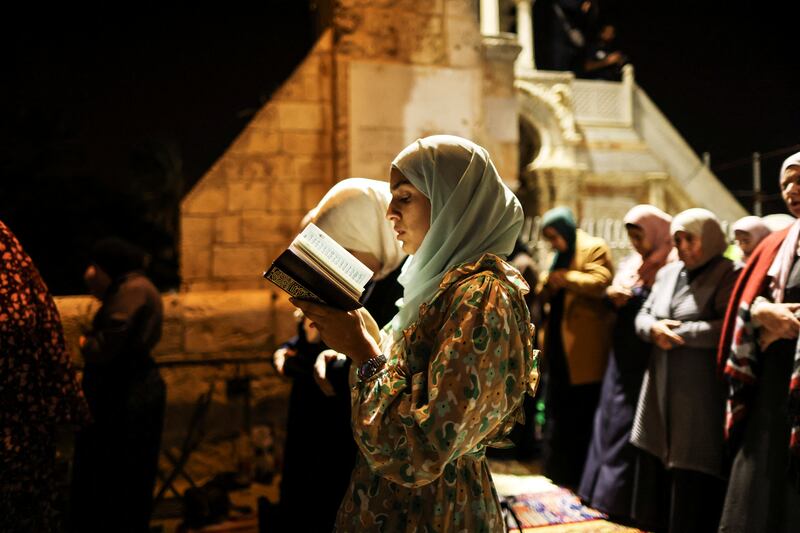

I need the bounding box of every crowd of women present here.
[537,153,800,533]
[273,143,800,532]
[4,137,800,533]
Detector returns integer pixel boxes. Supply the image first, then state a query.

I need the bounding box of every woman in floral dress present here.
[0,220,89,532]
[293,135,539,532]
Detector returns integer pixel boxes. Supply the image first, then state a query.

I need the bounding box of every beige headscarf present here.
[303,178,406,280]
[670,208,728,270]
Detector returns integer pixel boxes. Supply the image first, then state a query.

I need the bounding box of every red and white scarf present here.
[718,225,800,462]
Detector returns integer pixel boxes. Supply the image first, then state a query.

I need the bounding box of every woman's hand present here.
[272,346,295,376]
[606,285,633,308]
[548,269,569,290]
[290,299,381,365]
[752,302,800,342]
[650,319,685,350]
[314,349,346,397]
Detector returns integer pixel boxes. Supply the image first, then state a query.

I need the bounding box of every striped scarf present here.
[718,225,800,465]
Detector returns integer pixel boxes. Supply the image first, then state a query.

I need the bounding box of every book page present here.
[289,244,361,300]
[294,223,373,291]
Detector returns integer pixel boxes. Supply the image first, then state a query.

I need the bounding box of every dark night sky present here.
[1,1,798,293]
[607,0,800,213]
[0,5,316,293]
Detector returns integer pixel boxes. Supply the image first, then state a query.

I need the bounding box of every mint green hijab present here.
[389,135,524,338]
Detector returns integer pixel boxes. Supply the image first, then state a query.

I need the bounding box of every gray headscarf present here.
[670,208,727,270]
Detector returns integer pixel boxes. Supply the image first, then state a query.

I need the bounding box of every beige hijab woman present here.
[302,177,406,280]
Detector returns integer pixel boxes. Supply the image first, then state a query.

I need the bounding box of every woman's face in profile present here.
[734,230,755,256]
[386,167,431,255]
[83,264,111,299]
[542,226,568,253]
[780,165,800,218]
[626,224,653,257]
[674,230,704,269]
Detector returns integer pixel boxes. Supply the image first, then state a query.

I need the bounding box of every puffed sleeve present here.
[350,273,534,488]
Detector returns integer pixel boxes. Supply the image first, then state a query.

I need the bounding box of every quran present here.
[262,223,374,311]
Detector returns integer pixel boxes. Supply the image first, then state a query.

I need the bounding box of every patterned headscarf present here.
[389,135,524,338]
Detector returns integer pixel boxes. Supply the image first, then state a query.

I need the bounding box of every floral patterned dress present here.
[335,254,539,532]
[0,221,89,532]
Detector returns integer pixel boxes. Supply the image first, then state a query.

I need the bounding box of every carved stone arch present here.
[515,80,582,170]
[515,80,585,217]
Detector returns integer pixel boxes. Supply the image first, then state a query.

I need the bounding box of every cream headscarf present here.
[303,178,406,280]
[732,216,772,250]
[389,135,524,338]
[670,208,728,270]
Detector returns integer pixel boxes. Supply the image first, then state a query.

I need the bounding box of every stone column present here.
[646,173,669,211]
[480,0,500,35]
[553,168,582,216]
[514,0,535,71]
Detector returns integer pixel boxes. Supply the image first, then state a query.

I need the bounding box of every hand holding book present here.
[290,298,382,366]
[264,223,374,310]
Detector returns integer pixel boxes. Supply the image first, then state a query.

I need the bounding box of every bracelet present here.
[357,353,387,382]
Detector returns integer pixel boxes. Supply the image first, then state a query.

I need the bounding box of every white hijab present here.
[389,135,524,338]
[303,178,406,280]
[732,216,772,249]
[767,151,800,302]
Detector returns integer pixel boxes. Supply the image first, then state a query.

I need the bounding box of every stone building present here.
[55,0,745,490]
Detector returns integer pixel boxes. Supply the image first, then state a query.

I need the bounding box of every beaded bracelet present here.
[357,353,387,382]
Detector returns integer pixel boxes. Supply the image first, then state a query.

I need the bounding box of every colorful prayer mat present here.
[503,488,606,529]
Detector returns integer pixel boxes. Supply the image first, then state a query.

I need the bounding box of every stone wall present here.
[180,31,335,292]
[179,1,519,288]
[56,292,295,488]
[78,1,525,487]
[334,0,520,186]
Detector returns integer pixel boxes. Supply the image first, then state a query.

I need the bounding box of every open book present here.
[263,223,374,310]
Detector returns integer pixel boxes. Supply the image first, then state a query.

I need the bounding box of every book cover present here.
[262,224,373,311]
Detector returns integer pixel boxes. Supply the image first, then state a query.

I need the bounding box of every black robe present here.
[70,272,166,533]
[276,267,403,531]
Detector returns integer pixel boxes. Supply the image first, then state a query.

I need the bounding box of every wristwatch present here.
[357,353,387,382]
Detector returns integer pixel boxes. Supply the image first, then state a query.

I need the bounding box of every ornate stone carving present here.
[517,80,582,145]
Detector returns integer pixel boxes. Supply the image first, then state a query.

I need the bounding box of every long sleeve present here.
[81,286,161,364]
[350,274,533,488]
[562,242,613,298]
[671,265,740,349]
[635,268,665,342]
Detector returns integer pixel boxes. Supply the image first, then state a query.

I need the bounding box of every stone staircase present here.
[517,64,747,223]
